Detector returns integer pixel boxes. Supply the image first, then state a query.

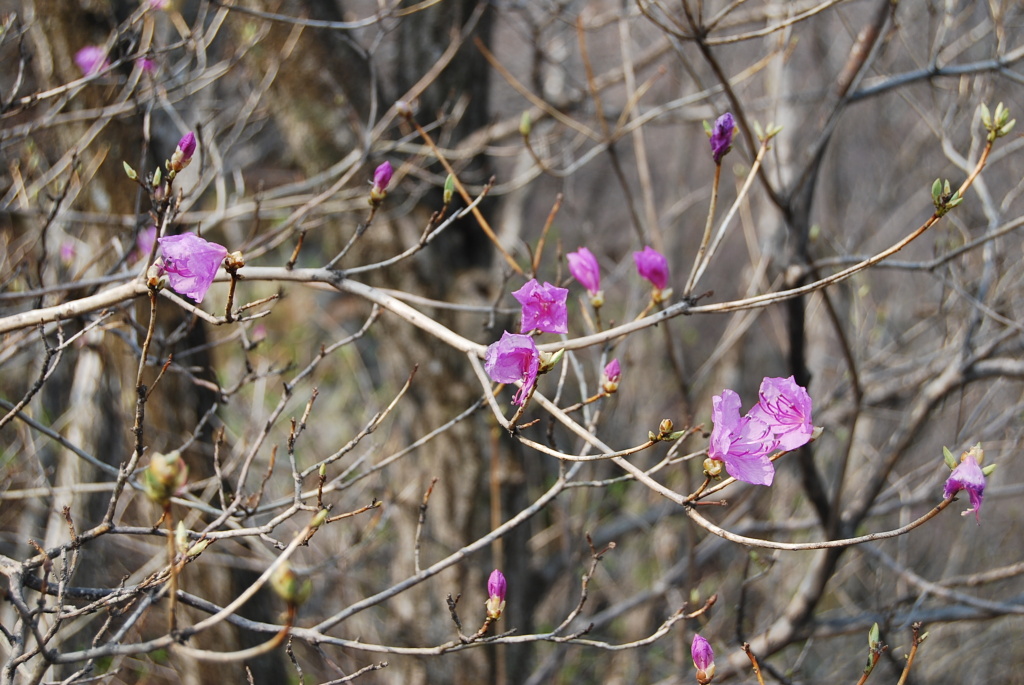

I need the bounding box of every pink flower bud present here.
[633,246,670,291]
[168,132,196,172]
[485,569,506,620]
[691,634,715,684]
[369,161,394,205]
[709,112,735,165]
[602,359,621,394]
[567,247,601,296]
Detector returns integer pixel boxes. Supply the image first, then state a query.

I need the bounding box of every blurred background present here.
[1,1,1023,682]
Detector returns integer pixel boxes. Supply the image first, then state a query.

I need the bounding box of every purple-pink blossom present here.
[708,389,776,486]
[633,246,669,291]
[944,452,986,522]
[691,634,715,684]
[74,46,109,77]
[138,56,157,73]
[710,112,735,165]
[748,376,814,451]
[567,247,601,296]
[157,232,228,302]
[484,331,540,406]
[513,279,569,335]
[486,569,507,619]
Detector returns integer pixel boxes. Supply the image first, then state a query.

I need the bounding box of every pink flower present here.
[602,359,621,394]
[633,246,669,291]
[138,56,157,73]
[157,232,228,302]
[74,46,109,76]
[484,332,540,406]
[567,247,601,296]
[747,376,814,451]
[486,569,506,619]
[710,112,735,164]
[691,634,715,684]
[512,279,569,335]
[944,451,986,522]
[148,0,169,9]
[708,389,776,486]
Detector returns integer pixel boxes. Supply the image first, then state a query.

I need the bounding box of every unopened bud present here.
[443,174,455,205]
[141,450,188,505]
[519,111,532,137]
[270,561,312,606]
[703,457,723,478]
[225,250,245,270]
[395,100,413,117]
[123,161,138,181]
[486,569,507,620]
[168,132,196,172]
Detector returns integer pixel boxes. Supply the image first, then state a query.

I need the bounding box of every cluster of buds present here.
[980,102,1015,142]
[141,450,188,506]
[931,178,963,217]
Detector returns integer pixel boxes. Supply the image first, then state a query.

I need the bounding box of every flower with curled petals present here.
[707,389,776,486]
[157,232,228,303]
[944,446,986,523]
[748,376,814,451]
[513,279,569,334]
[484,332,540,406]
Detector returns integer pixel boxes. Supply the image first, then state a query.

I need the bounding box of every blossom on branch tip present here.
[708,389,776,486]
[691,634,715,684]
[169,132,196,172]
[633,246,670,292]
[369,161,394,205]
[484,332,540,406]
[486,569,506,620]
[709,112,735,165]
[944,446,986,522]
[567,247,601,296]
[748,376,814,451]
[513,279,569,334]
[74,46,109,76]
[602,358,621,394]
[157,232,228,302]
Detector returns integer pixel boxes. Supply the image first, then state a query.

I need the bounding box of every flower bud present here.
[485,569,507,620]
[601,359,621,394]
[141,450,188,505]
[168,132,196,172]
[702,457,723,478]
[270,561,312,606]
[369,161,394,206]
[692,634,716,684]
[443,173,455,205]
[519,111,532,137]
[123,161,138,181]
[659,418,674,435]
[225,250,245,270]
